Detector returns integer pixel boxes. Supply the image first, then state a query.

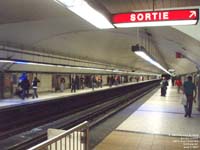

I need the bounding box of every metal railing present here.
[28,121,89,150]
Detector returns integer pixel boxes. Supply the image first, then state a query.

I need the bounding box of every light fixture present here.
[0,58,161,76]
[132,45,171,75]
[0,59,115,73]
[54,0,114,29]
[0,60,15,63]
[112,9,199,28]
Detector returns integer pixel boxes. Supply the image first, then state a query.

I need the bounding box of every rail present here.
[0,79,160,149]
[28,121,89,150]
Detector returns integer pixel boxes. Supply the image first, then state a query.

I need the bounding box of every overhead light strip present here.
[135,51,171,75]
[0,59,160,75]
[0,59,116,73]
[54,0,114,29]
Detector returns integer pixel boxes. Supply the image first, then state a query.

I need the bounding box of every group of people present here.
[161,75,197,118]
[91,75,103,90]
[70,75,90,93]
[107,75,129,87]
[18,73,40,99]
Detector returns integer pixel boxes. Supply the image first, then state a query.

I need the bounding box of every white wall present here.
[37,74,52,92]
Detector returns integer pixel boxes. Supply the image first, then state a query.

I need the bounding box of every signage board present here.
[112,9,199,27]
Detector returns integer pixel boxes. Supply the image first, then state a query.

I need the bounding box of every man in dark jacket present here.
[183,76,196,117]
[161,77,168,96]
[71,76,76,93]
[20,79,26,99]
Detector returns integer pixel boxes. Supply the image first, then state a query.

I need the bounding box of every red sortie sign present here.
[112,9,199,23]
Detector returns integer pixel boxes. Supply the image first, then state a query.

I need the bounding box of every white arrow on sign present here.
[189,11,196,18]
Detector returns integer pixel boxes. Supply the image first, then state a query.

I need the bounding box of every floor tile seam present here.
[146,100,181,103]
[114,129,200,139]
[136,109,200,115]
[145,98,183,101]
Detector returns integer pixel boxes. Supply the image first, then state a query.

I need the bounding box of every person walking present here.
[175,77,182,93]
[32,77,40,99]
[183,76,197,118]
[20,78,27,99]
[24,78,30,98]
[160,77,168,96]
[171,76,175,86]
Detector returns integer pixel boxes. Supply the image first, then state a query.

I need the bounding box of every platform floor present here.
[94,83,200,150]
[0,81,140,108]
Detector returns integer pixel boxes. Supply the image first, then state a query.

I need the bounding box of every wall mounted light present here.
[0,59,116,73]
[0,59,111,71]
[0,59,161,76]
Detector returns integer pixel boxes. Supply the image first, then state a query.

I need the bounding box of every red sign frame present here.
[112,9,199,25]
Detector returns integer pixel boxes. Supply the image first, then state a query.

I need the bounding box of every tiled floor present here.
[95,131,200,150]
[94,82,200,150]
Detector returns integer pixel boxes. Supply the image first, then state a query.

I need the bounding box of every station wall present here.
[0,71,156,99]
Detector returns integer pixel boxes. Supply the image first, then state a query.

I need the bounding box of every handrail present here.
[28,121,89,150]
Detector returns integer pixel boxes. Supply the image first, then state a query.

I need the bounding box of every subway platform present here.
[94,82,200,150]
[0,81,140,109]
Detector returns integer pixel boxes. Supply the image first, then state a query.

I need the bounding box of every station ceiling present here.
[0,0,200,75]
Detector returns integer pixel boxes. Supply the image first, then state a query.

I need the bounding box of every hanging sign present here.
[176,52,184,58]
[112,9,199,27]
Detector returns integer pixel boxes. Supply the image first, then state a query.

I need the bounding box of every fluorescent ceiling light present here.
[0,59,161,75]
[0,60,15,63]
[113,69,123,73]
[15,61,55,67]
[135,51,171,75]
[114,20,198,28]
[0,59,116,73]
[55,0,114,29]
[128,71,160,76]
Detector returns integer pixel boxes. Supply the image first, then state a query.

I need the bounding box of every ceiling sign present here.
[176,52,184,58]
[112,9,199,27]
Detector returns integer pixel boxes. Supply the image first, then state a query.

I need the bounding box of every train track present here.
[0,80,160,150]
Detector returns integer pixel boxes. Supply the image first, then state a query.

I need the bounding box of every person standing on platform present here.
[80,76,84,89]
[108,76,113,87]
[91,75,96,91]
[32,77,40,99]
[20,78,27,99]
[71,76,76,93]
[171,76,175,86]
[183,76,196,118]
[99,76,103,88]
[60,78,65,92]
[160,77,168,96]
[175,77,182,93]
[18,72,27,99]
[24,78,30,98]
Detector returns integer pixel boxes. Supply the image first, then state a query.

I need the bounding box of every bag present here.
[181,94,187,105]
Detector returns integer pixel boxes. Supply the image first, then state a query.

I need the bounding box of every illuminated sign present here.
[112,9,199,27]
